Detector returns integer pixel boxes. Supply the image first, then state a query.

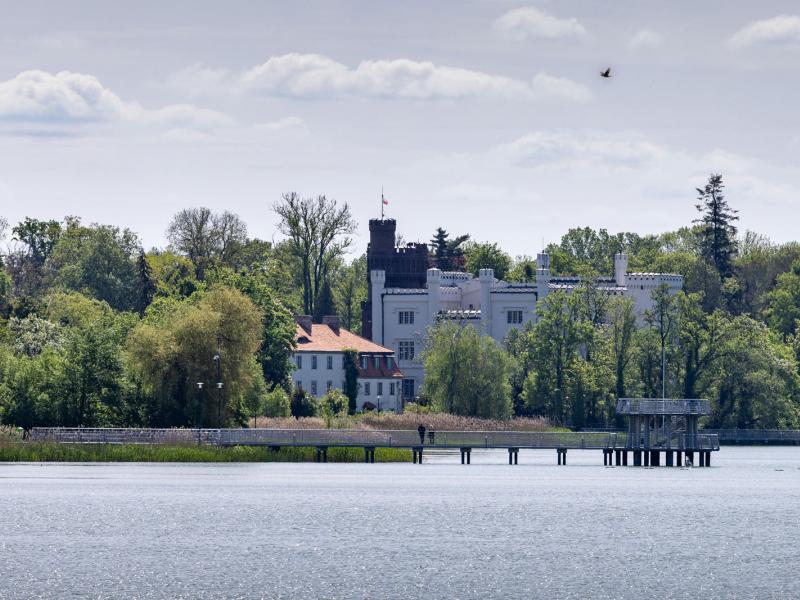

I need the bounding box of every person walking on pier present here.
[428,428,435,445]
[418,424,426,445]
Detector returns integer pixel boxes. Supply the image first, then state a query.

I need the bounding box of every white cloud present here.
[730,15,800,47]
[494,6,587,41]
[628,29,663,50]
[0,70,235,135]
[495,131,670,171]
[0,70,128,122]
[172,53,592,102]
[253,116,308,132]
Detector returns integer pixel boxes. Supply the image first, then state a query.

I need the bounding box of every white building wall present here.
[291,351,346,398]
[291,350,403,412]
[369,258,682,402]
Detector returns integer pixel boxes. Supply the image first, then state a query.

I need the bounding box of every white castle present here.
[361,219,682,403]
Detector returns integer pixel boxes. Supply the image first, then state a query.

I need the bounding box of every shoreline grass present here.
[0,442,411,463]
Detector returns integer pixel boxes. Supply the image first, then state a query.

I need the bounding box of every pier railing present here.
[31,428,621,450]
[705,429,800,445]
[28,427,721,451]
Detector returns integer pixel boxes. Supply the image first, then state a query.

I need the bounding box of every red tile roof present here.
[294,324,396,354]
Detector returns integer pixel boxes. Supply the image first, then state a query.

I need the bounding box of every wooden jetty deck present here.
[28,427,720,466]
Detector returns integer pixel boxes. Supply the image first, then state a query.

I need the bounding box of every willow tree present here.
[125,286,263,427]
[422,321,512,419]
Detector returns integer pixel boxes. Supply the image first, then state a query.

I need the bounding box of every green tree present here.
[422,321,512,418]
[12,217,62,266]
[608,296,637,400]
[125,286,263,427]
[8,315,64,356]
[274,192,356,318]
[644,284,679,398]
[764,259,800,340]
[166,207,248,280]
[334,255,367,332]
[507,256,537,283]
[290,387,318,417]
[522,292,587,423]
[429,227,470,271]
[708,316,800,429]
[695,173,738,279]
[320,388,348,425]
[463,242,512,280]
[45,219,141,312]
[135,249,156,315]
[342,348,359,415]
[263,386,291,417]
[207,267,296,389]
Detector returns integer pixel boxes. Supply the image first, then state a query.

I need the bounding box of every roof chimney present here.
[322,315,341,334]
[295,315,313,334]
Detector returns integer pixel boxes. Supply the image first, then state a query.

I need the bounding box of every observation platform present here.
[616,398,716,467]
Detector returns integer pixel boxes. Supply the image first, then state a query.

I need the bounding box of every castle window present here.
[399,311,415,325]
[398,341,415,361]
[507,310,523,324]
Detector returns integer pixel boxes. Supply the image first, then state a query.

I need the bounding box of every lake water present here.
[2,446,800,599]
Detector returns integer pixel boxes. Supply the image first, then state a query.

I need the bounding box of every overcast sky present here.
[1,1,799,256]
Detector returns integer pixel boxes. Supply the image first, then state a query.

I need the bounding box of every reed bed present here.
[0,443,410,463]
[252,414,552,432]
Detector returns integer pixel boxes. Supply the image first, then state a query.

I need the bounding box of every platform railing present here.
[616,398,710,415]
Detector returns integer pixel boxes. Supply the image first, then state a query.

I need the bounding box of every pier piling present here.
[508,448,519,465]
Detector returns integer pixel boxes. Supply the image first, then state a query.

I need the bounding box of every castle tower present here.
[536,252,551,302]
[361,218,429,339]
[479,268,494,335]
[614,253,629,287]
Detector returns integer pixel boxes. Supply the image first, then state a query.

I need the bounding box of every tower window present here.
[507,310,523,324]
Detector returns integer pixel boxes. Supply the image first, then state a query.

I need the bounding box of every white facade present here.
[369,252,682,400]
[291,318,404,412]
[291,351,402,412]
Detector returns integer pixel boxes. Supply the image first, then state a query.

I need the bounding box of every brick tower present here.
[361,219,428,339]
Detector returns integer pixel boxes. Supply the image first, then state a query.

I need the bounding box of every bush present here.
[320,389,348,417]
[290,388,318,418]
[264,387,291,418]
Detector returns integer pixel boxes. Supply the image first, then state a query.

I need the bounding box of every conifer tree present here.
[429,227,469,271]
[135,250,156,315]
[695,174,739,278]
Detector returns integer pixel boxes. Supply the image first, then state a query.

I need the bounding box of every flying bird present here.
[600,68,611,78]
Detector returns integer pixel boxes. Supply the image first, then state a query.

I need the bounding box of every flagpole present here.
[381,186,384,220]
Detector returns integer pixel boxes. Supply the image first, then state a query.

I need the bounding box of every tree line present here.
[1,174,799,429]
[422,175,800,428]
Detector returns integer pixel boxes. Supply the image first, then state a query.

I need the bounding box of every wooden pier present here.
[29,426,719,466]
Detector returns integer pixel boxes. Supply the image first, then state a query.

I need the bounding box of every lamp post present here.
[213,342,222,428]
[196,382,204,444]
[377,395,381,412]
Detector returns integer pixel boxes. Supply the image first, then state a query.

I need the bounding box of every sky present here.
[1,0,799,257]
